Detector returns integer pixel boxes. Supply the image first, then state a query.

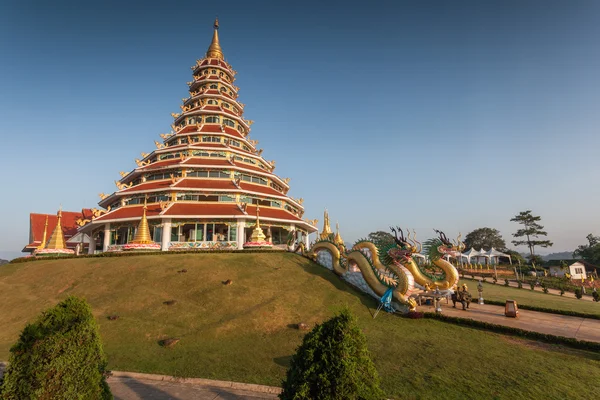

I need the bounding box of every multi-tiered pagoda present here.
[78,19,317,252]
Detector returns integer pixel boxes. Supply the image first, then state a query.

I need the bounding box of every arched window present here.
[222,102,230,109]
[237,125,244,134]
[205,116,220,123]
[223,118,235,127]
[220,87,227,92]
[207,99,217,105]
[210,84,218,89]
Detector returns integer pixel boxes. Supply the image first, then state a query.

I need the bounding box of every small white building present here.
[548,261,587,280]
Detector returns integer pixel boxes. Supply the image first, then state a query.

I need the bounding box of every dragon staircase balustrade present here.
[288,227,463,311]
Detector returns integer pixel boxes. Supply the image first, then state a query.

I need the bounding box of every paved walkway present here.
[0,366,279,400]
[420,301,600,343]
[466,274,595,301]
[108,376,278,400]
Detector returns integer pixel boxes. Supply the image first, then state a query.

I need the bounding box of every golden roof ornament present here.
[38,215,49,249]
[130,197,153,244]
[46,207,67,250]
[334,222,344,246]
[206,18,224,60]
[320,209,333,241]
[250,205,267,242]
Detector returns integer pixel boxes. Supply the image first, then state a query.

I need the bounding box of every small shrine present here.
[34,208,75,256]
[243,206,273,248]
[122,200,161,251]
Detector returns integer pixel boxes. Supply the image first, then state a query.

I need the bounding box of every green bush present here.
[279,309,384,400]
[529,281,535,290]
[559,286,565,296]
[0,296,112,399]
[593,291,600,302]
[504,279,510,287]
[517,280,523,289]
[575,288,583,299]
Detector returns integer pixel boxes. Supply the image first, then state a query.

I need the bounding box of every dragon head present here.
[434,230,465,257]
[387,226,419,263]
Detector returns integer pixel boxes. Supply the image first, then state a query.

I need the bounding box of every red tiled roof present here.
[223,126,244,139]
[205,89,219,95]
[239,182,284,196]
[204,105,221,111]
[198,124,222,133]
[201,60,208,66]
[174,178,237,190]
[163,203,243,217]
[221,108,238,116]
[177,125,197,134]
[27,209,92,248]
[210,60,218,65]
[120,180,172,193]
[94,205,162,222]
[208,75,219,80]
[246,205,302,222]
[232,162,269,174]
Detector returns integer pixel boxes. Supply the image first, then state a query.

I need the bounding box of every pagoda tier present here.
[78,19,317,253]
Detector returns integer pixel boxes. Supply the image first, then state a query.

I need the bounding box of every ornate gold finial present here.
[130,196,153,244]
[206,18,224,60]
[334,222,344,246]
[119,171,127,178]
[320,209,333,241]
[38,215,49,249]
[98,193,108,200]
[45,208,67,250]
[249,205,267,243]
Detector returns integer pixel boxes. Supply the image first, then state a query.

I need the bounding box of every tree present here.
[367,231,394,247]
[280,309,384,400]
[0,296,112,399]
[510,210,553,262]
[463,227,506,251]
[573,234,600,266]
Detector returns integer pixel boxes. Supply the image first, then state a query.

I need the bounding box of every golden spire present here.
[38,215,49,249]
[319,209,333,241]
[250,205,267,242]
[46,207,67,250]
[334,222,344,246]
[131,197,153,244]
[255,205,261,229]
[206,18,224,60]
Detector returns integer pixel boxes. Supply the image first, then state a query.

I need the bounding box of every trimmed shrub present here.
[0,296,112,399]
[504,279,510,287]
[593,291,600,302]
[517,280,523,289]
[559,287,565,296]
[529,281,535,290]
[575,288,583,299]
[280,309,384,400]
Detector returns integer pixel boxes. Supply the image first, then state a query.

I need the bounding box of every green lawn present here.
[1,253,599,399]
[460,279,600,316]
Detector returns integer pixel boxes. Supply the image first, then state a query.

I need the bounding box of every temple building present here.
[23,209,92,254]
[77,19,317,252]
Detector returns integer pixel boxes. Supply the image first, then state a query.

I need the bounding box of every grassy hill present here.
[1,253,600,399]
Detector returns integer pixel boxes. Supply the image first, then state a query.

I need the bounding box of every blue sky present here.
[1,0,599,260]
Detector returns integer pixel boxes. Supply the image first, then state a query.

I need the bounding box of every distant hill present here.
[0,259,8,266]
[518,252,573,261]
[542,252,573,261]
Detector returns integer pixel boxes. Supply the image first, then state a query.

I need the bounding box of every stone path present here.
[420,301,600,343]
[0,366,280,400]
[108,376,278,400]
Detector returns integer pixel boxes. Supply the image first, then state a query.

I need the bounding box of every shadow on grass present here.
[289,254,379,313]
[273,355,292,368]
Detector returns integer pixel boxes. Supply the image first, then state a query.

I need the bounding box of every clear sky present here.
[1,0,599,260]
